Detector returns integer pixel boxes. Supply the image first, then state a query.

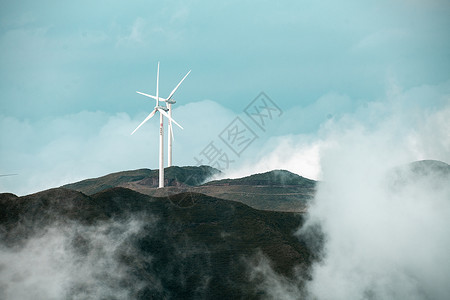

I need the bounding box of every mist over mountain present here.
[391,159,450,183]
[302,158,450,300]
[0,181,316,299]
[1,160,449,299]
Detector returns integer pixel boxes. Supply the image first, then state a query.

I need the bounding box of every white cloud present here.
[0,219,147,300]
[247,252,304,300]
[1,80,449,200]
[293,83,450,299]
[116,17,147,45]
[218,81,450,300]
[0,100,235,195]
[353,29,410,52]
[170,6,190,24]
[301,124,450,299]
[223,135,323,181]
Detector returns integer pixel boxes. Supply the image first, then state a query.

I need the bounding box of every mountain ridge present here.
[62,165,221,195]
[204,169,316,187]
[61,166,317,212]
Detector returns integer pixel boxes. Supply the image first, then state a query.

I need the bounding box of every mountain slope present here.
[193,170,316,212]
[204,169,316,187]
[0,187,314,299]
[62,165,221,195]
[123,170,316,212]
[63,167,316,212]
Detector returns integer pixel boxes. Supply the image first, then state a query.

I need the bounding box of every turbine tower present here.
[136,68,190,167]
[166,70,191,166]
[132,62,183,188]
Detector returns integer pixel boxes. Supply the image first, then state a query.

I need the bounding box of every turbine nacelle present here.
[134,68,190,136]
[135,93,176,105]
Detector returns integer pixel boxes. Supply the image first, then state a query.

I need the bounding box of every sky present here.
[1,0,450,195]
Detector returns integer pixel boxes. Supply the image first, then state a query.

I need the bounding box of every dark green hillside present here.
[0,187,314,299]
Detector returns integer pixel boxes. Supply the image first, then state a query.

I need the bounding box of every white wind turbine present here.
[136,68,191,167]
[165,69,190,167]
[131,62,184,188]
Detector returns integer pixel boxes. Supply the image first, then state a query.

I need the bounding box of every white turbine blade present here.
[136,91,167,102]
[159,109,183,130]
[131,109,157,135]
[136,91,157,101]
[167,70,191,101]
[156,62,160,105]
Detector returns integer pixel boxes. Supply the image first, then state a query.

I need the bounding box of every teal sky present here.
[1,0,449,194]
[1,0,449,118]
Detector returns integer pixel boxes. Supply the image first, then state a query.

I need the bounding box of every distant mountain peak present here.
[205,169,316,187]
[408,160,450,175]
[392,159,450,178]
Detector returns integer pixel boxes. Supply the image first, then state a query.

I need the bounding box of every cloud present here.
[294,84,450,299]
[170,6,190,24]
[247,251,304,300]
[0,100,235,195]
[352,29,410,53]
[116,17,147,46]
[223,80,449,178]
[1,78,448,199]
[222,135,323,181]
[200,80,450,299]
[301,134,450,299]
[0,219,148,300]
[406,105,450,162]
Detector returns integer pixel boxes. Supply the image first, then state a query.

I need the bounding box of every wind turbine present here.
[166,70,190,167]
[136,68,191,167]
[132,62,184,188]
